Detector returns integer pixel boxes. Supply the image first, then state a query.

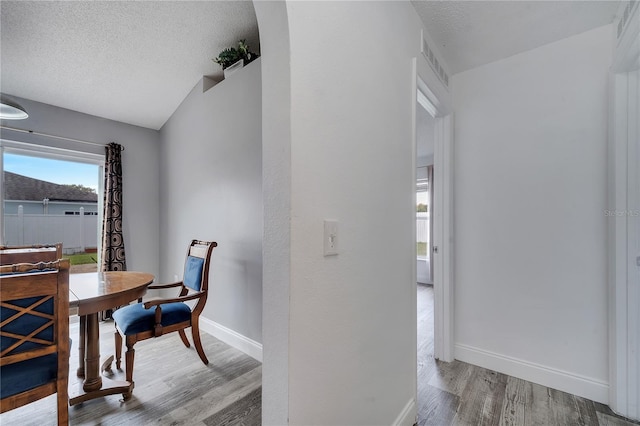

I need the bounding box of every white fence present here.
[417,212,430,244]
[4,207,98,253]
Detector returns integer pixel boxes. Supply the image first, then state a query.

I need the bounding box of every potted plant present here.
[213,40,258,78]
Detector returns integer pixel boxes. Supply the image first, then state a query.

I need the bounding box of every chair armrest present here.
[143,292,204,309]
[147,281,182,290]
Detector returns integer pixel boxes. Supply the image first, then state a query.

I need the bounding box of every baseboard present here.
[392,398,416,426]
[199,316,263,362]
[454,343,608,404]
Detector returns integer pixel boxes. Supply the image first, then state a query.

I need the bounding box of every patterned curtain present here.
[101,142,127,272]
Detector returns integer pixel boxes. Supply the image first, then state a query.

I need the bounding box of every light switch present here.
[324,220,338,256]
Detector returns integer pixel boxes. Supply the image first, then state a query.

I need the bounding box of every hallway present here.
[416,284,637,425]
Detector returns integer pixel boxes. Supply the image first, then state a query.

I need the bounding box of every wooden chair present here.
[112,240,217,389]
[0,243,63,265]
[0,259,70,425]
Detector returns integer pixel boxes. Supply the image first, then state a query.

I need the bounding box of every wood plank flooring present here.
[417,283,639,426]
[2,285,639,425]
[0,317,261,426]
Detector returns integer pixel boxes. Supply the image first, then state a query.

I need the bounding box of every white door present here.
[432,114,453,362]
[628,68,639,419]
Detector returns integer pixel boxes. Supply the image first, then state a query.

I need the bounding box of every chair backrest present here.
[0,243,63,266]
[0,259,70,419]
[182,240,216,295]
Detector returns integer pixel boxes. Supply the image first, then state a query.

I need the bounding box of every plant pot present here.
[224,59,244,78]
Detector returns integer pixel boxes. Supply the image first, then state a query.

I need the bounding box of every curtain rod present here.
[0,125,124,151]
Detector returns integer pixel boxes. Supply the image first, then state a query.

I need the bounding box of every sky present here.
[3,153,99,192]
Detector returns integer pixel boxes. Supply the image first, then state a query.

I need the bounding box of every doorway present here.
[412,54,454,366]
[412,39,456,418]
[416,102,435,286]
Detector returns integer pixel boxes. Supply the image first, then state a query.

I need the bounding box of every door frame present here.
[411,52,454,365]
[609,0,639,419]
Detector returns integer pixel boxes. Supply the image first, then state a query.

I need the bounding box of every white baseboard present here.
[199,316,263,362]
[454,343,608,404]
[392,398,416,426]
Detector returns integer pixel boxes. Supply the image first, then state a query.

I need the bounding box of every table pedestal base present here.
[69,376,133,406]
[70,313,134,405]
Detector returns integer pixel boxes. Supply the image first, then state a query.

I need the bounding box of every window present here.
[1,140,104,273]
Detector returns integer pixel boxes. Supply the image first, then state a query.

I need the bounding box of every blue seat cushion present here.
[113,302,192,336]
[0,354,57,398]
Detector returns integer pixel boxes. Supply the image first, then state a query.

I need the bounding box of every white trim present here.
[608,2,640,415]
[626,69,639,421]
[433,117,444,358]
[199,316,263,362]
[392,398,416,426]
[454,343,609,404]
[417,90,437,118]
[411,58,419,415]
[609,67,630,419]
[0,138,104,165]
[442,114,454,362]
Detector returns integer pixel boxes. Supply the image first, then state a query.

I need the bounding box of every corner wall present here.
[159,60,263,353]
[452,25,612,403]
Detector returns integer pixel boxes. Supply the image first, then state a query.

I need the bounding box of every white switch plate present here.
[324,220,338,256]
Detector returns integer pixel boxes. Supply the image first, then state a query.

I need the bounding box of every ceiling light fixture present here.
[0,96,29,120]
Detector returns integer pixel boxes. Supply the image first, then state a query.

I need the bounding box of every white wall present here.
[253,2,292,423]
[257,1,432,424]
[452,25,612,402]
[159,60,263,348]
[0,97,160,275]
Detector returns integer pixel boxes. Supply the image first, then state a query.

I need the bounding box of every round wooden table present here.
[69,271,154,405]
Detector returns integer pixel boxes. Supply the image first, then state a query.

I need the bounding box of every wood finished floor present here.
[2,286,639,425]
[417,283,639,426]
[0,317,261,426]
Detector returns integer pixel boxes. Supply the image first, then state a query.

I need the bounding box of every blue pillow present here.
[183,256,205,291]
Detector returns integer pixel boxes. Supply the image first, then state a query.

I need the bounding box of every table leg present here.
[83,313,103,392]
[76,315,86,378]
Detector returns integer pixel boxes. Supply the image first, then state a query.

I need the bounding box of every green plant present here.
[63,252,97,265]
[213,39,258,70]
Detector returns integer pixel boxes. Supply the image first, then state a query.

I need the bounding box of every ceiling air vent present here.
[618,0,639,39]
[421,37,449,89]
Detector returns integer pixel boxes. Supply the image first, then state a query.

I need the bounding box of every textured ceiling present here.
[1,1,621,131]
[412,1,620,74]
[0,1,259,130]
